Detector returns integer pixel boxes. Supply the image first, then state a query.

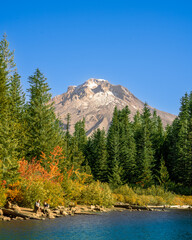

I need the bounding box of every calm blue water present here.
[0,210,191,240]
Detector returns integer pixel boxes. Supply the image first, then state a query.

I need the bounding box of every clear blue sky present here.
[1,0,192,115]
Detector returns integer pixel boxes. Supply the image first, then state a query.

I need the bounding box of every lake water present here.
[0,210,192,240]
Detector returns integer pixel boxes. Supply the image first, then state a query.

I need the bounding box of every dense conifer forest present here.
[0,35,191,208]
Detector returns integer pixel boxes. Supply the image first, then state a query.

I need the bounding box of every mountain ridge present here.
[51,78,176,135]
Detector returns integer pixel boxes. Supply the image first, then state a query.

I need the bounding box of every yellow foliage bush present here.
[6,181,23,203]
[81,181,114,207]
[19,179,47,207]
[172,196,185,205]
[135,195,150,206]
[112,184,181,206]
[0,184,7,207]
[182,196,192,205]
[62,179,85,204]
[113,193,125,203]
[124,195,137,205]
[43,180,64,207]
[114,184,135,196]
[19,179,64,208]
[171,195,192,206]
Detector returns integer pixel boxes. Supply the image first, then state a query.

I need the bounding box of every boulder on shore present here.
[0,209,3,216]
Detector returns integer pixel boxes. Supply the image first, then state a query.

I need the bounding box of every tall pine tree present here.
[26,68,62,162]
[0,34,19,184]
[85,128,108,182]
[107,107,122,186]
[133,104,154,187]
[118,106,136,184]
[150,110,165,181]
[9,71,26,158]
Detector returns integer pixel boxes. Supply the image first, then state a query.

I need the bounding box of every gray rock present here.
[51,78,176,136]
[0,209,3,216]
[60,210,68,216]
[3,217,11,221]
[15,217,24,220]
[47,212,55,219]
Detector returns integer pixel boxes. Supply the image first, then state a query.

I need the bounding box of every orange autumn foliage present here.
[19,146,64,183]
[49,145,65,163]
[40,146,65,166]
[14,147,66,207]
[6,181,23,203]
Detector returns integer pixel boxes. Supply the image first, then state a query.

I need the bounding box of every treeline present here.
[85,101,192,194]
[0,35,191,208]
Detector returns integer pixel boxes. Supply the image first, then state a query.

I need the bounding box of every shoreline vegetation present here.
[0,35,192,221]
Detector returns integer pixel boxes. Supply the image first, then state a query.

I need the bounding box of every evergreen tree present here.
[73,118,90,171]
[62,119,90,173]
[73,118,87,153]
[66,113,71,139]
[163,119,179,181]
[164,92,192,188]
[85,129,108,182]
[107,107,122,186]
[175,93,192,186]
[134,104,154,187]
[151,110,165,179]
[68,135,89,172]
[119,106,136,184]
[64,113,72,163]
[133,111,143,183]
[9,72,26,158]
[0,34,19,184]
[26,68,62,161]
[158,157,170,188]
[187,92,192,186]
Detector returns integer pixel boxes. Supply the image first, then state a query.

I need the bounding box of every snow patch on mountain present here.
[86,81,98,89]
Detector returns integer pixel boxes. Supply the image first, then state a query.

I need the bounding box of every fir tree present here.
[163,119,179,181]
[134,104,154,187]
[119,106,136,184]
[86,129,108,182]
[26,68,62,161]
[175,93,192,186]
[107,107,122,186]
[151,110,165,179]
[158,157,170,188]
[164,92,192,188]
[74,118,87,153]
[62,119,90,173]
[0,34,19,184]
[68,135,88,172]
[9,71,26,158]
[64,113,72,163]
[133,111,143,183]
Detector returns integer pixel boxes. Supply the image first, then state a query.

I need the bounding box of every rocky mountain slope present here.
[51,78,176,135]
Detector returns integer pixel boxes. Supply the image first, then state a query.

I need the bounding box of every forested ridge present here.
[0,35,191,208]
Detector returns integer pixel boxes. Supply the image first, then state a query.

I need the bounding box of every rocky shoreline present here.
[0,202,191,222]
[0,202,113,221]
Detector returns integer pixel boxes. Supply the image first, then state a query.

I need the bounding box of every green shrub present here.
[113,193,125,203]
[113,184,135,196]
[134,185,175,205]
[0,185,7,207]
[19,179,47,207]
[43,180,64,207]
[112,184,177,206]
[81,181,114,207]
[113,184,138,204]
[19,179,64,208]
[62,179,85,204]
